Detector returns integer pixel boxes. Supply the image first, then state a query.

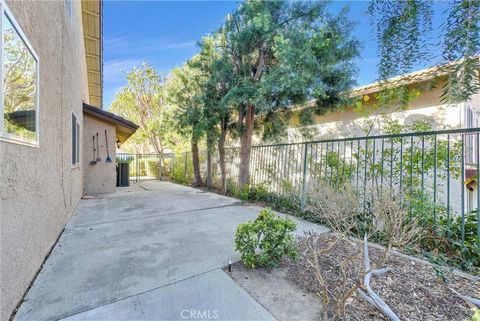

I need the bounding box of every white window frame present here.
[0,0,40,147]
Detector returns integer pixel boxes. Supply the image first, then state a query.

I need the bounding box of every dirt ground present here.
[227,233,479,321]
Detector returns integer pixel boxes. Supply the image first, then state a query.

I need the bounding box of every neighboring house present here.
[0,1,137,320]
[286,63,480,142]
[281,62,479,215]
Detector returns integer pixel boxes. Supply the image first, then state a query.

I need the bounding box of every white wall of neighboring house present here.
[284,81,480,218]
[286,86,477,142]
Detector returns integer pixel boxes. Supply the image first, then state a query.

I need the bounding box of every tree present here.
[193,35,236,194]
[168,34,235,191]
[368,0,480,103]
[167,62,205,187]
[223,0,360,187]
[110,64,171,175]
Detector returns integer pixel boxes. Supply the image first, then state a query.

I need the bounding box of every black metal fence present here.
[116,153,162,181]
[168,127,480,243]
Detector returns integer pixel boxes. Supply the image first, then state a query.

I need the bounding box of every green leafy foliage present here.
[234,208,298,268]
[116,156,133,164]
[298,108,315,127]
[222,0,360,186]
[470,309,480,321]
[368,0,433,80]
[416,204,480,275]
[441,0,480,102]
[230,184,301,214]
[110,64,178,173]
[368,0,480,103]
[262,112,289,143]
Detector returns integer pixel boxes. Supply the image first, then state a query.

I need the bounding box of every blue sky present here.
[103,1,448,108]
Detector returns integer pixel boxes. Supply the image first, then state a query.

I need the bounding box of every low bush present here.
[306,181,363,235]
[419,210,480,274]
[195,178,480,274]
[400,190,480,274]
[229,184,301,214]
[234,208,298,268]
[303,184,424,320]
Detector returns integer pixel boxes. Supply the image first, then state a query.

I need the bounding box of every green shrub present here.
[234,208,298,268]
[421,211,479,274]
[229,184,301,214]
[116,156,133,164]
[170,154,192,184]
[230,184,251,201]
[147,159,160,176]
[401,190,479,274]
[469,308,480,321]
[229,182,479,274]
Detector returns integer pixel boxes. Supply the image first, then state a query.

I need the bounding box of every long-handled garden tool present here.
[90,135,97,165]
[96,132,101,161]
[105,129,112,162]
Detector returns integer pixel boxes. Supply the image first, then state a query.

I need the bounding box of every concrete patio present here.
[14,181,326,321]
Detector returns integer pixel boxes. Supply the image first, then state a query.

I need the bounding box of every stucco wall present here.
[0,1,89,320]
[288,103,463,142]
[83,115,117,195]
[287,85,466,142]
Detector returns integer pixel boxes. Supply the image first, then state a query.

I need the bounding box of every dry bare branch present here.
[306,181,363,238]
[358,236,400,321]
[302,183,424,320]
[448,287,480,308]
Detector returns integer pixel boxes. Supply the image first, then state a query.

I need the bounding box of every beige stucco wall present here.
[83,115,117,195]
[287,85,468,142]
[0,1,89,320]
[282,87,480,217]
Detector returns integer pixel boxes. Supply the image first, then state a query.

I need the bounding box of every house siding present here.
[83,115,117,195]
[0,1,89,319]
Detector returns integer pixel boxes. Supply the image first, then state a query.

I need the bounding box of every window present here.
[464,103,479,164]
[0,2,39,146]
[467,190,477,213]
[72,113,80,165]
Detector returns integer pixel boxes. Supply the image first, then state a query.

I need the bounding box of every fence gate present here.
[116,153,162,181]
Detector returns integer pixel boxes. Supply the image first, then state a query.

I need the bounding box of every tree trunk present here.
[218,119,227,195]
[149,135,166,177]
[191,140,203,187]
[238,104,254,188]
[205,130,215,190]
[158,138,166,177]
[206,150,212,190]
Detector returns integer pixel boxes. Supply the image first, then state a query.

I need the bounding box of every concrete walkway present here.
[14,182,327,321]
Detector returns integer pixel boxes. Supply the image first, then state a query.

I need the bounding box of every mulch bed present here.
[287,233,479,321]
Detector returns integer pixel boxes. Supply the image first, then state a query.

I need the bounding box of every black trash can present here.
[117,163,130,187]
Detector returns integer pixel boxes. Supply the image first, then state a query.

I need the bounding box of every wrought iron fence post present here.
[301,143,309,211]
[136,153,140,182]
[158,154,162,181]
[158,127,480,249]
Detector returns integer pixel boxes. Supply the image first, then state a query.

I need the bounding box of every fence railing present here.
[116,153,162,181]
[168,127,480,243]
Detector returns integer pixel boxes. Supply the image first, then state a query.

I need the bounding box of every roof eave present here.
[82,103,139,144]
